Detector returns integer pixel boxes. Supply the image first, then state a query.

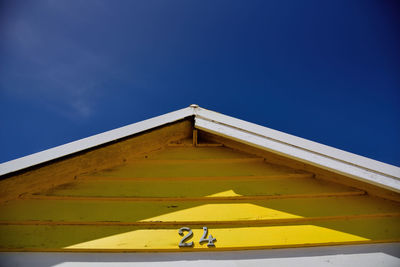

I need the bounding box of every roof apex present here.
[1,105,399,193]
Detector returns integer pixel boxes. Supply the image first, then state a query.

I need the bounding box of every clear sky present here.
[0,0,399,166]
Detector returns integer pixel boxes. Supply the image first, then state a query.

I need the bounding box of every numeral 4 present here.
[199,226,216,247]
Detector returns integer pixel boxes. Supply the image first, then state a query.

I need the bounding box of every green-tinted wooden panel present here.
[0,196,399,223]
[144,147,259,160]
[38,176,359,198]
[93,160,303,178]
[3,142,399,252]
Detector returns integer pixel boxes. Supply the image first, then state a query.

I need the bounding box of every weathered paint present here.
[30,176,358,198]
[199,131,400,202]
[0,107,194,176]
[1,104,399,196]
[0,119,193,203]
[0,144,399,251]
[194,107,400,180]
[1,196,399,224]
[0,217,399,251]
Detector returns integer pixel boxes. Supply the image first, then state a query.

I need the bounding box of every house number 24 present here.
[178,227,216,247]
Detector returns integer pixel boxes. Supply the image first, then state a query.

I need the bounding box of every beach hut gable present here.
[0,105,399,252]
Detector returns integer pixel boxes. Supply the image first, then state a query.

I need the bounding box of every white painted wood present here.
[1,243,399,267]
[195,107,400,179]
[195,116,400,192]
[1,104,399,194]
[0,107,194,176]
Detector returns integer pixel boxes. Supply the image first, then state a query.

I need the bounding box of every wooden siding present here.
[0,119,192,203]
[0,144,399,252]
[199,131,400,202]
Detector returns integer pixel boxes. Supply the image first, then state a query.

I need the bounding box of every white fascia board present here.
[0,107,194,176]
[194,107,400,192]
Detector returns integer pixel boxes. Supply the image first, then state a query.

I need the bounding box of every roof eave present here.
[194,107,400,193]
[1,104,399,194]
[0,106,195,176]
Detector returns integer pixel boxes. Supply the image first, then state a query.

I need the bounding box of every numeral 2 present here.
[178,227,194,247]
[178,227,216,247]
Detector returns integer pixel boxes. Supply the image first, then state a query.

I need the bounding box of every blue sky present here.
[0,0,399,166]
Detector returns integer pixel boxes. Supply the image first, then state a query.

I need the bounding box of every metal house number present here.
[178,226,216,247]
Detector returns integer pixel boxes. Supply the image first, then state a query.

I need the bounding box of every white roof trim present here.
[0,107,194,176]
[194,107,400,193]
[1,105,399,193]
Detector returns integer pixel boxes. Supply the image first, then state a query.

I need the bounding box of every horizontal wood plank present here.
[2,143,399,252]
[148,147,246,159]
[91,160,304,178]
[36,176,359,198]
[25,191,365,202]
[0,217,399,251]
[1,196,398,224]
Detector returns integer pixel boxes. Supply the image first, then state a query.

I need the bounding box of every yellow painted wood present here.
[92,160,303,178]
[193,129,198,146]
[116,158,266,164]
[0,217,399,251]
[0,120,192,203]
[144,147,259,160]
[167,138,223,147]
[2,132,399,252]
[0,196,399,224]
[36,176,360,198]
[196,143,224,147]
[23,191,365,202]
[199,131,400,202]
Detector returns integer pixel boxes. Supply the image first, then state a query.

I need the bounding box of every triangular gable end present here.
[1,105,399,195]
[0,105,399,252]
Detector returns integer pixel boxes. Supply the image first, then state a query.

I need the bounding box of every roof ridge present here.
[1,104,399,193]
